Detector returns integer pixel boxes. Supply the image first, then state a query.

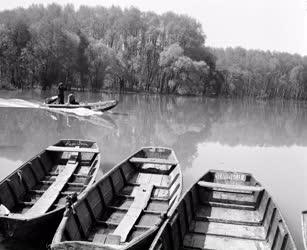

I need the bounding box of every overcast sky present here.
[0,0,306,55]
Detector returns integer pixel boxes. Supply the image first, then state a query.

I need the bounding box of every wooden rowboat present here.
[149,170,296,250]
[0,139,100,241]
[51,147,182,250]
[302,211,307,249]
[45,100,118,112]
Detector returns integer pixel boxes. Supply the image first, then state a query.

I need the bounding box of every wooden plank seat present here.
[40,180,54,185]
[49,172,59,176]
[46,146,99,154]
[183,233,270,250]
[190,220,266,240]
[25,153,79,217]
[61,191,77,196]
[19,201,35,206]
[198,181,264,192]
[110,184,154,243]
[107,205,163,215]
[195,205,264,225]
[67,182,85,187]
[73,174,89,178]
[116,194,169,203]
[129,157,178,166]
[30,190,45,194]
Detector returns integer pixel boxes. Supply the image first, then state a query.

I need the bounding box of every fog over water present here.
[0,90,306,249]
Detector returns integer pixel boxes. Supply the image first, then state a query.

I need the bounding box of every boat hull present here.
[46,100,118,112]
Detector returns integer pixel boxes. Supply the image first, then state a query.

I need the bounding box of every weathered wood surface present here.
[198,181,264,192]
[47,146,99,153]
[25,154,79,217]
[111,184,154,242]
[183,234,269,250]
[129,157,178,166]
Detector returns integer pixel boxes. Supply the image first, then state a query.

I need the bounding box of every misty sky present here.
[0,0,305,55]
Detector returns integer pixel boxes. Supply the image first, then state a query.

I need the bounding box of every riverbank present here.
[3,85,307,102]
[0,82,17,91]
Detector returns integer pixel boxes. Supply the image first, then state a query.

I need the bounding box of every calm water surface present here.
[0,90,306,249]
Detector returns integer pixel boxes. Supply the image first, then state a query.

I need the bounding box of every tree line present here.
[0,4,306,99]
[213,48,307,99]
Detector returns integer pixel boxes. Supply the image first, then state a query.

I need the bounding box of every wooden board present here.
[129,157,177,166]
[190,220,266,240]
[195,205,262,224]
[198,181,264,192]
[47,146,99,154]
[25,157,79,217]
[111,185,154,243]
[183,233,270,250]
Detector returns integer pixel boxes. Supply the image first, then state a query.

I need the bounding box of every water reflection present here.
[46,110,118,131]
[0,91,307,248]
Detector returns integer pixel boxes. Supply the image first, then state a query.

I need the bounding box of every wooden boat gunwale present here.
[0,139,100,236]
[51,146,182,250]
[149,169,297,250]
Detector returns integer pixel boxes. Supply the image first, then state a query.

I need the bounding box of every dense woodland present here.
[0,4,306,99]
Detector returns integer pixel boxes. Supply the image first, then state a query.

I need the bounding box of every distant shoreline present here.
[2,86,307,102]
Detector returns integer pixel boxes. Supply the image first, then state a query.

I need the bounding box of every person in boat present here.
[58,82,67,104]
[67,93,79,105]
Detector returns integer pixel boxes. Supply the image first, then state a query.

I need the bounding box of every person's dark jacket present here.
[58,83,67,104]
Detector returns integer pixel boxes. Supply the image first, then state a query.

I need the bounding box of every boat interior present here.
[55,147,182,247]
[0,140,99,217]
[151,170,294,250]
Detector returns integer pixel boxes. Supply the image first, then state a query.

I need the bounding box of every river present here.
[0,90,306,249]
